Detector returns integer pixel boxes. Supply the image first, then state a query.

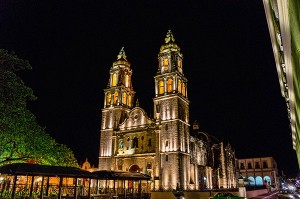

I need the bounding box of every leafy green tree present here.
[0,49,78,167]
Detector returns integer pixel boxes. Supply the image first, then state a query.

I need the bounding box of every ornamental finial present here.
[117,46,127,61]
[165,29,175,43]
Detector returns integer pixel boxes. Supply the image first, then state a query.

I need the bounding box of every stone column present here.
[155,79,158,97]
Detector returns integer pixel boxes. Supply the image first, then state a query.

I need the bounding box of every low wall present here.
[246,189,268,198]
[185,191,211,199]
[151,189,268,199]
[151,191,211,199]
[150,192,177,199]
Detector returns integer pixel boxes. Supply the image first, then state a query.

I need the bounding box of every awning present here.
[0,163,95,178]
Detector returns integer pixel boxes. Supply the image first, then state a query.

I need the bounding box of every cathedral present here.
[98,30,237,190]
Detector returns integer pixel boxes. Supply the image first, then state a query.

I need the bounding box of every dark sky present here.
[0,0,298,177]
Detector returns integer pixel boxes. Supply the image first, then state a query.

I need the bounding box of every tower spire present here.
[165,29,175,43]
[117,46,127,61]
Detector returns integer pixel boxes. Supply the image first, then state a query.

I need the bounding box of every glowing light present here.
[36,177,42,182]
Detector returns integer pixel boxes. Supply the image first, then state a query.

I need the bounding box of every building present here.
[263,0,300,167]
[98,30,237,190]
[238,157,279,188]
[191,121,237,189]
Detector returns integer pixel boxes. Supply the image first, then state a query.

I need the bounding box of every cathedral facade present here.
[98,30,237,190]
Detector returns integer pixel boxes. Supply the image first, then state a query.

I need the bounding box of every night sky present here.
[0,0,298,177]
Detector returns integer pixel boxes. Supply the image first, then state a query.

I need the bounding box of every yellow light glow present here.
[167,78,173,92]
[107,93,111,105]
[125,74,129,87]
[112,73,117,86]
[114,91,118,104]
[178,79,181,93]
[163,58,168,66]
[159,81,164,94]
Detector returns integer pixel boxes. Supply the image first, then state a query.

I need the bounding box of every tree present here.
[0,49,78,167]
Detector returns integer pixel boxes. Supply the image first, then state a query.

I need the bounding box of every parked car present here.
[210,192,245,199]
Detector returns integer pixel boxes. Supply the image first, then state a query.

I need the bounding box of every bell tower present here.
[153,30,190,189]
[99,47,135,170]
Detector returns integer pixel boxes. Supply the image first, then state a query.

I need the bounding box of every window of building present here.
[255,162,260,169]
[165,124,168,130]
[148,139,152,147]
[164,58,169,66]
[147,162,152,169]
[263,161,268,168]
[166,140,169,147]
[167,78,173,92]
[112,73,117,86]
[163,58,169,71]
[248,162,252,169]
[182,83,186,96]
[125,74,129,87]
[114,91,118,104]
[107,93,111,105]
[166,154,168,161]
[168,78,173,92]
[118,160,123,170]
[159,80,164,94]
[132,137,138,148]
[240,163,245,169]
[178,79,182,93]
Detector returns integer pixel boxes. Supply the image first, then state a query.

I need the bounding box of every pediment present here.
[119,107,154,129]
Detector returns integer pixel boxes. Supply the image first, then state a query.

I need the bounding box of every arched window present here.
[122,92,126,104]
[125,74,129,87]
[129,164,140,173]
[112,73,117,86]
[255,176,263,186]
[167,78,173,92]
[248,177,255,186]
[178,79,182,93]
[107,93,111,105]
[159,81,164,94]
[132,137,138,148]
[114,91,118,104]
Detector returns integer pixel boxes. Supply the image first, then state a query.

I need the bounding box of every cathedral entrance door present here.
[129,164,140,173]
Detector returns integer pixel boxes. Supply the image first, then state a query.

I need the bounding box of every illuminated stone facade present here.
[99,31,237,190]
